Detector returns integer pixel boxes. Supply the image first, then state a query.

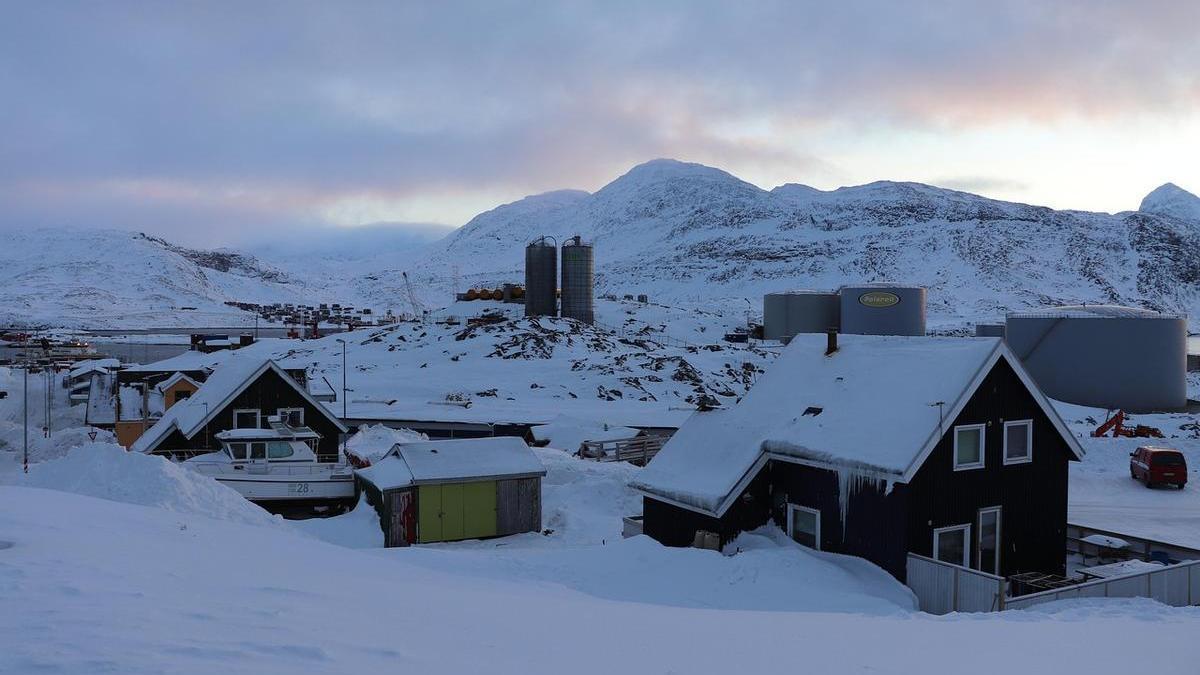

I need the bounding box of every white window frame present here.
[976,506,1002,575]
[786,504,821,551]
[232,408,261,429]
[276,407,304,427]
[1002,419,1033,465]
[933,523,971,567]
[952,424,986,471]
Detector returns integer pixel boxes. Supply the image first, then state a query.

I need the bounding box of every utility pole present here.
[23,364,28,474]
[336,338,348,456]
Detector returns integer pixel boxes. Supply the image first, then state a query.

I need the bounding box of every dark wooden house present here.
[356,437,546,547]
[131,358,347,460]
[633,333,1085,581]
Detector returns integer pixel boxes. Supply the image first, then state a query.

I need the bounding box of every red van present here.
[1130,446,1188,489]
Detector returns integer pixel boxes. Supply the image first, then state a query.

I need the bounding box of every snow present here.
[1080,534,1130,549]
[67,358,120,380]
[1007,304,1179,319]
[530,414,637,451]
[8,442,288,530]
[343,424,427,466]
[635,334,1078,513]
[363,436,546,489]
[1140,182,1200,222]
[3,486,1199,674]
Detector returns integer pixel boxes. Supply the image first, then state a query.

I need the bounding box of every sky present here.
[2,1,1198,247]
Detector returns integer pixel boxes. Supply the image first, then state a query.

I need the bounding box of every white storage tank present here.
[838,284,926,336]
[1005,305,1187,412]
[762,290,840,343]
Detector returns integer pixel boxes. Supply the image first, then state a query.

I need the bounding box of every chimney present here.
[825,329,838,356]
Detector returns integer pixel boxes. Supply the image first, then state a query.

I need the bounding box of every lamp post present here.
[23,364,28,474]
[335,338,347,455]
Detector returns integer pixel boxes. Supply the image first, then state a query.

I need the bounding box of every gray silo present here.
[524,236,558,317]
[764,290,841,343]
[1005,305,1187,412]
[560,235,594,324]
[762,293,791,341]
[839,284,926,336]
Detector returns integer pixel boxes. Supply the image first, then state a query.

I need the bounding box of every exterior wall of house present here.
[766,460,911,580]
[151,368,343,459]
[905,358,1072,577]
[162,379,199,410]
[642,470,773,548]
[115,420,150,448]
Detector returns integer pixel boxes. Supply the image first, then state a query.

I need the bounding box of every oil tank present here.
[1005,305,1187,412]
[560,235,594,324]
[839,284,926,336]
[975,323,1006,339]
[763,291,840,343]
[525,237,558,317]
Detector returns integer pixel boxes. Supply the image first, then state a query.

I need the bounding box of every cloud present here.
[0,1,1197,244]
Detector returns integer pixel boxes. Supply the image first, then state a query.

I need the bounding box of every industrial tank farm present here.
[560,235,595,325]
[838,284,926,336]
[1005,305,1187,413]
[762,291,840,343]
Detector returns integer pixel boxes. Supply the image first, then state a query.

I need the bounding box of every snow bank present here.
[344,423,427,466]
[18,443,289,530]
[530,415,637,452]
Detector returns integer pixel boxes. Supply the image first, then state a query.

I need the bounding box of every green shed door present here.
[440,483,465,541]
[418,484,442,543]
[461,481,497,539]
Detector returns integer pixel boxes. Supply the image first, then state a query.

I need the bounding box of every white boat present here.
[186,419,356,506]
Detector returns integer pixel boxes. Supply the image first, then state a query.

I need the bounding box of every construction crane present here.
[402,271,427,322]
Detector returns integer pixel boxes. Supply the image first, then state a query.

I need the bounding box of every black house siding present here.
[153,368,343,460]
[767,460,911,580]
[905,358,1071,577]
[642,469,772,548]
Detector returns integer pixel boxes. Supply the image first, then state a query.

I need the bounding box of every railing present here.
[1006,559,1200,610]
[188,461,353,477]
[1067,523,1200,565]
[578,435,667,465]
[906,553,1006,614]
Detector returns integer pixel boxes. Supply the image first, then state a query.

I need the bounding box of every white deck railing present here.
[906,553,1006,614]
[1005,559,1200,610]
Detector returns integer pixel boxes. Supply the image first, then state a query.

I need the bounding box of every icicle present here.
[835,470,888,539]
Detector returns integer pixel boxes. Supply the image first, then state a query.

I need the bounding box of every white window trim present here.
[1002,419,1033,465]
[952,423,986,471]
[232,408,261,429]
[933,523,972,567]
[786,504,821,551]
[277,407,304,426]
[976,506,1002,575]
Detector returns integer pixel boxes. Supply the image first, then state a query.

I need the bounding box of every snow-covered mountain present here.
[3,161,1199,330]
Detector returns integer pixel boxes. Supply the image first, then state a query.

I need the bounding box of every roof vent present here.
[825,329,838,356]
[802,406,823,417]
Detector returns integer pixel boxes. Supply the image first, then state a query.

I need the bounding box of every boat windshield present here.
[267,441,294,459]
[226,442,248,460]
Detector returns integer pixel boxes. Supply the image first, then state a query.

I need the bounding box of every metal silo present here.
[763,291,840,343]
[975,323,1006,339]
[524,236,558,317]
[560,235,594,324]
[762,293,791,341]
[1005,305,1187,412]
[838,284,926,336]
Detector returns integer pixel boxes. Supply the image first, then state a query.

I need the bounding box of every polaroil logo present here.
[859,291,900,308]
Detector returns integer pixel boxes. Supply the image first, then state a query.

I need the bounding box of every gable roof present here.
[132,358,347,453]
[155,371,201,393]
[356,437,546,490]
[632,334,1085,517]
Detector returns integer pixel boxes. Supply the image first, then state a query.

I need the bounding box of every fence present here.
[906,553,1006,614]
[578,435,667,465]
[1006,559,1200,610]
[1068,523,1200,565]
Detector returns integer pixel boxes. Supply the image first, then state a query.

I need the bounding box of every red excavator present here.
[1092,410,1164,439]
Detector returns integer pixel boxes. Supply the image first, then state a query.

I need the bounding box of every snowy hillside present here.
[5,163,1200,330]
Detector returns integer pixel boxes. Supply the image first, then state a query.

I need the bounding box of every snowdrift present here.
[17,442,288,530]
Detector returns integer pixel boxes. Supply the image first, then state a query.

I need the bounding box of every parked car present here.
[1130,446,1188,489]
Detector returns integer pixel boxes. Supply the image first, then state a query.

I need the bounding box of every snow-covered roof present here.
[121,350,217,373]
[155,371,200,393]
[1007,305,1181,320]
[68,358,120,379]
[632,334,1085,516]
[132,358,347,453]
[357,437,545,490]
[530,415,638,451]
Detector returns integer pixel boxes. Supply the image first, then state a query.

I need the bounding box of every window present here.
[933,524,971,567]
[174,390,192,401]
[953,424,986,470]
[267,441,294,459]
[233,409,260,429]
[976,507,1001,575]
[1003,420,1032,465]
[787,505,821,550]
[276,408,304,427]
[227,442,248,460]
[249,442,266,460]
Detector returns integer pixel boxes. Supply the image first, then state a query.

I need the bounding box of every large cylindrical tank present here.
[975,323,1006,339]
[525,237,558,317]
[763,291,840,343]
[839,284,926,336]
[1005,305,1187,412]
[560,235,594,324]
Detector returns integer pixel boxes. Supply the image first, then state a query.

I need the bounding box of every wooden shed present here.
[355,437,547,547]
